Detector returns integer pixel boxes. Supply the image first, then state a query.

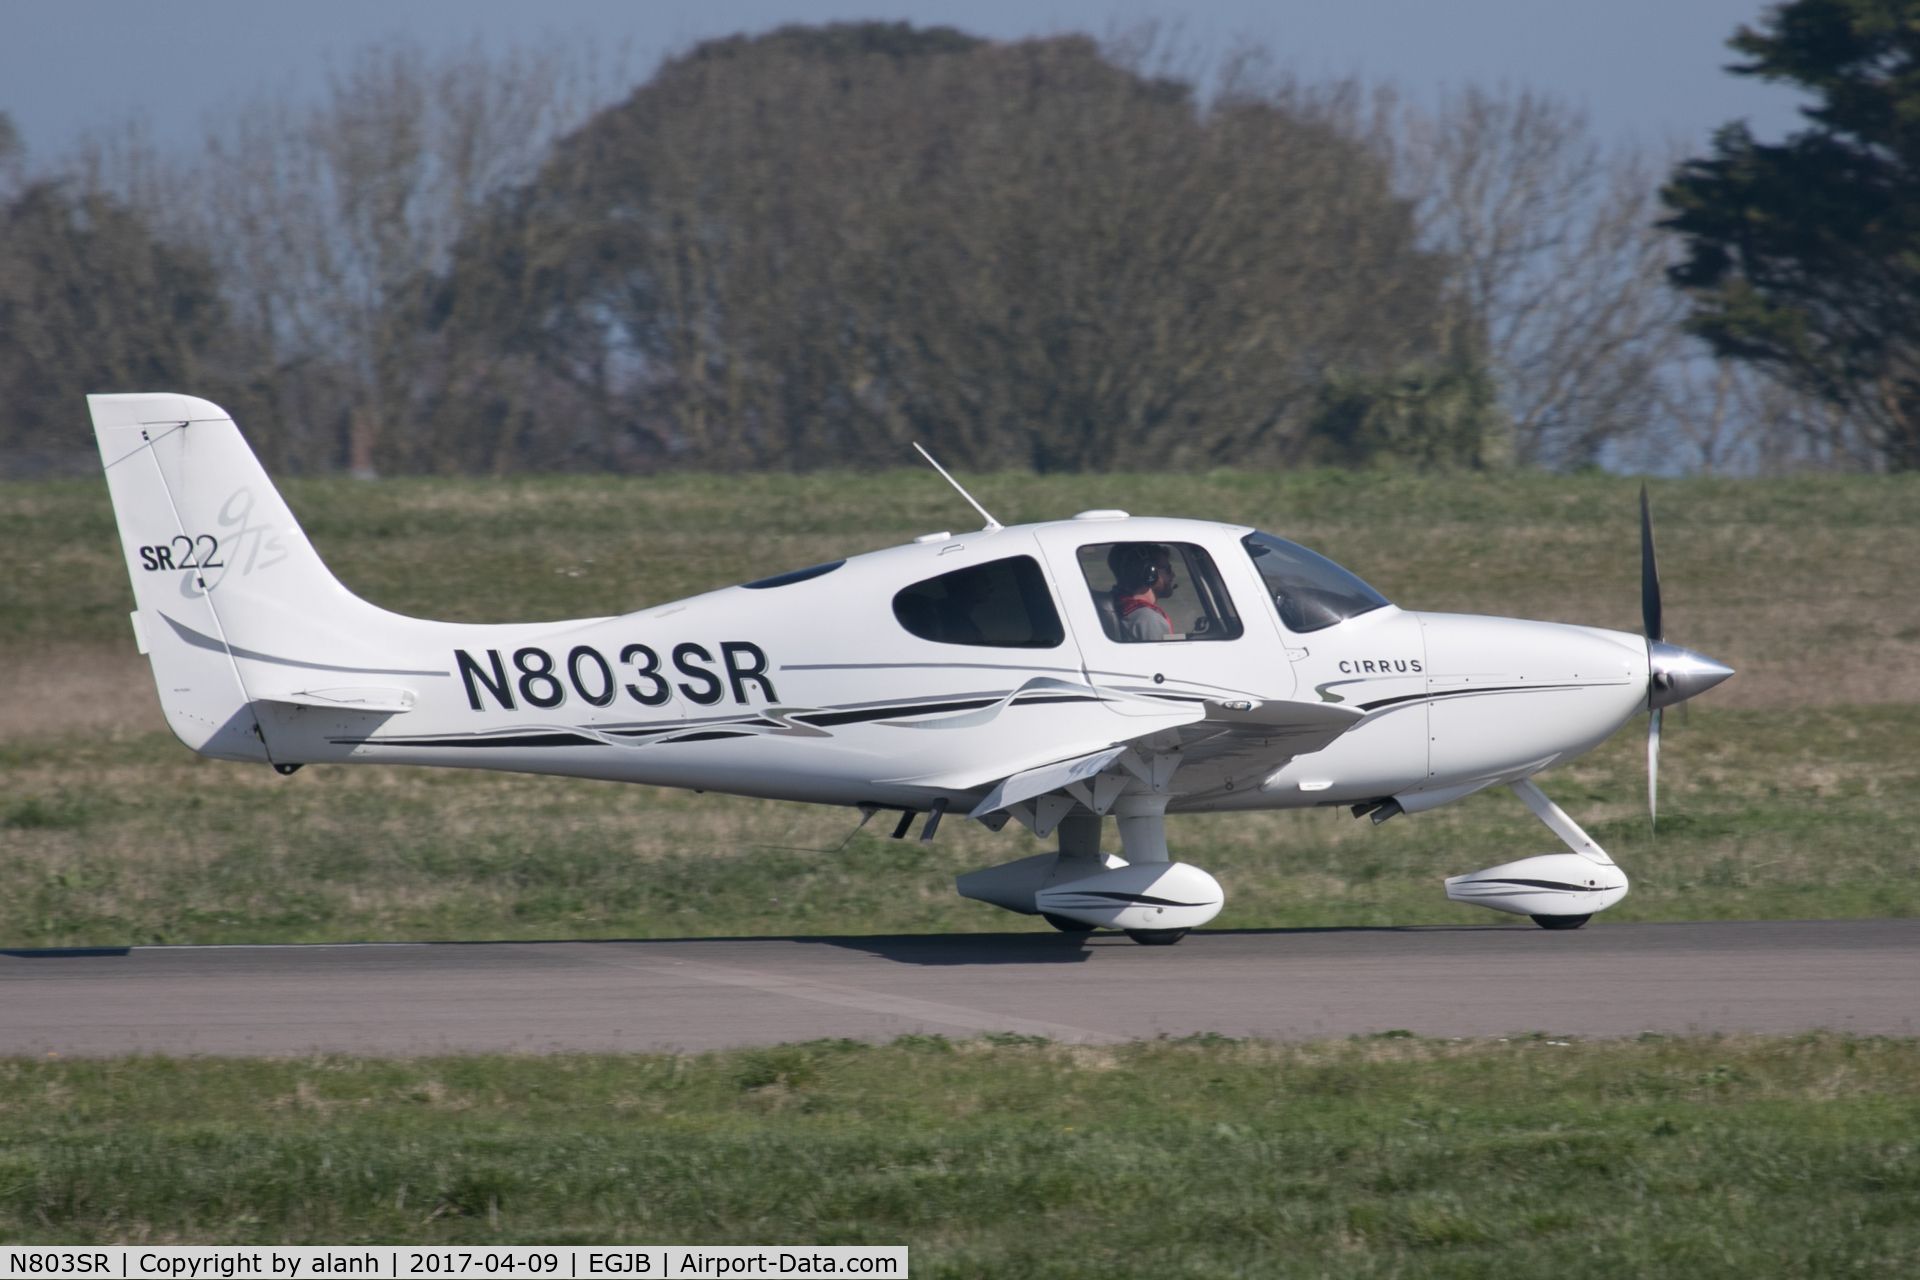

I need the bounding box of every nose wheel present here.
[1125,928,1190,946]
[1044,913,1192,945]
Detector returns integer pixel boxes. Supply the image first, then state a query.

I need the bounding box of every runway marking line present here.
[640,956,1120,1044]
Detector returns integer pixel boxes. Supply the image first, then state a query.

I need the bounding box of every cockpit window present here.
[1075,542,1244,643]
[1241,531,1389,633]
[893,555,1065,648]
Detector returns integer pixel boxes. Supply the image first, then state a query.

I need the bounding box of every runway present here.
[5,919,1916,1056]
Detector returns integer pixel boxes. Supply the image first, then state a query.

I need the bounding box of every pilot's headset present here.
[1108,543,1173,596]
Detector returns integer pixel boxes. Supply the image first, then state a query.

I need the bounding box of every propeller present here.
[1639,483,1736,830]
[1642,485,1662,827]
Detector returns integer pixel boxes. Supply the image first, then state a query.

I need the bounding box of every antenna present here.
[913,442,1002,532]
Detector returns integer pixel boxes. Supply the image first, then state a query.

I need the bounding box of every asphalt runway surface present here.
[5,919,1916,1056]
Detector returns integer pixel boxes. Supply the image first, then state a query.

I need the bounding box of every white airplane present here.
[89,393,1733,944]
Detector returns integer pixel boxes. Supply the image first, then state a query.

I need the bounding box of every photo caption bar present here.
[0,1249,906,1280]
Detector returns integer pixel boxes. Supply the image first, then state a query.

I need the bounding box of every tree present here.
[441,24,1456,472]
[0,111,22,189]
[0,182,232,461]
[1662,0,1920,471]
[188,41,597,472]
[1306,362,1510,470]
[1401,88,1681,467]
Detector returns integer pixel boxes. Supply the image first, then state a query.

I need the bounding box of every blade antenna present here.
[913,442,1002,532]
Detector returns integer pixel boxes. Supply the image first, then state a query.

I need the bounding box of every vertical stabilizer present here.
[89,394,396,761]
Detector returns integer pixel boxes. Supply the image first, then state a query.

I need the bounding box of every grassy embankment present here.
[3,1034,1917,1273]
[3,470,1918,946]
[4,472,1919,1269]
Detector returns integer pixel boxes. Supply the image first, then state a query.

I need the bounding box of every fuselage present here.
[240,513,1651,816]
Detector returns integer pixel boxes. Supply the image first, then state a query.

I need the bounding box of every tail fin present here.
[90,394,400,761]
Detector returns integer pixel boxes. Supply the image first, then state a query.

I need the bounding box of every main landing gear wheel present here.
[1530,914,1592,931]
[1125,928,1190,946]
[1042,912,1097,933]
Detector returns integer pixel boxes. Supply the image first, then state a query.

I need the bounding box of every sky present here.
[3,0,1812,164]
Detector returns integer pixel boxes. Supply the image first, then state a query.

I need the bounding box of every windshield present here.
[1241,532,1390,633]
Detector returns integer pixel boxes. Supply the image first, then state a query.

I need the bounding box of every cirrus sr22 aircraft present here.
[90,393,1734,944]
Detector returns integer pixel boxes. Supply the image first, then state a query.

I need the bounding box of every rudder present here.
[90,393,397,761]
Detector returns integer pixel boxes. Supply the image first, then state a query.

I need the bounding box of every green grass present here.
[7,470,1920,697]
[5,474,1919,1271]
[3,1034,1918,1273]
[3,468,1918,944]
[3,702,1915,947]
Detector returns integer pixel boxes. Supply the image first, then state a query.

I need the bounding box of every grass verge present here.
[4,469,1918,944]
[3,704,1916,947]
[2,1034,1917,1275]
[7,468,1920,707]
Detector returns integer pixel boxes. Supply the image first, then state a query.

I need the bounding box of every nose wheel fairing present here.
[1444,852,1628,918]
[1446,778,1630,925]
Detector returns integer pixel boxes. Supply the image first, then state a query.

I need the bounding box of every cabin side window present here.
[1074,542,1244,643]
[893,555,1066,648]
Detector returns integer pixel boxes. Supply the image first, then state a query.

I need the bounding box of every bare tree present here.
[1400,88,1682,467]
[182,40,615,471]
[1662,359,1879,474]
[0,111,23,197]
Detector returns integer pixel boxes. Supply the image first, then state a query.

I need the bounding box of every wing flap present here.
[967,746,1130,820]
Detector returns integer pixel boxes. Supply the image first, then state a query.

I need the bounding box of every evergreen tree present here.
[1663,0,1920,470]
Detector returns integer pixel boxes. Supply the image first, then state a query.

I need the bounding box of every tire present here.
[1125,928,1189,946]
[1530,914,1592,931]
[1042,912,1098,933]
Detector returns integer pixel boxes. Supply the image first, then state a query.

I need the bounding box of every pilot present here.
[1108,543,1176,641]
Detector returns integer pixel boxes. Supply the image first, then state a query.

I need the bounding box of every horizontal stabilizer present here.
[256,687,416,714]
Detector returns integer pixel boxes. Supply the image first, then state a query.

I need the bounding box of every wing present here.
[960,697,1363,835]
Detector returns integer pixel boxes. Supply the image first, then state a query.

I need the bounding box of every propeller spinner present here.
[1639,484,1735,825]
